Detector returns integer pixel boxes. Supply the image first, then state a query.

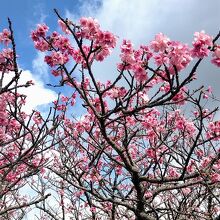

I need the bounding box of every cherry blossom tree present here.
[0,19,60,219]
[1,10,220,220]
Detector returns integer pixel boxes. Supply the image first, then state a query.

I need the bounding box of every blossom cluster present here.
[31,18,117,75]
[191,31,213,58]
[117,31,220,86]
[118,39,152,82]
[0,29,14,72]
[212,45,220,67]
[0,29,11,46]
[207,120,220,140]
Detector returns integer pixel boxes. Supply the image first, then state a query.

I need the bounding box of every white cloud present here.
[32,52,49,81]
[3,69,57,113]
[73,0,220,42]
[21,70,57,113]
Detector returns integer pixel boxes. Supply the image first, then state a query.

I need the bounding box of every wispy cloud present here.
[3,69,57,113]
[32,1,48,24]
[32,51,49,81]
[20,70,57,113]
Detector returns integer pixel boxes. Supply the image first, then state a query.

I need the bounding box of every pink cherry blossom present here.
[192,31,213,58]
[150,33,170,52]
[211,45,220,67]
[58,19,71,34]
[0,29,11,45]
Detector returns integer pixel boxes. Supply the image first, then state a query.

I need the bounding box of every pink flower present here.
[0,112,8,126]
[31,23,49,41]
[53,35,72,52]
[200,157,211,168]
[0,29,11,45]
[2,48,14,59]
[182,187,191,195]
[132,64,148,82]
[34,40,49,51]
[120,39,133,54]
[172,86,187,105]
[145,191,153,198]
[0,127,6,142]
[168,167,179,178]
[207,121,220,140]
[211,45,220,67]
[51,70,62,77]
[146,148,156,159]
[191,31,213,58]
[108,88,120,99]
[115,165,123,175]
[150,33,170,52]
[168,41,192,72]
[78,17,100,40]
[154,53,169,66]
[214,45,220,58]
[211,173,220,183]
[90,206,96,212]
[211,57,220,67]
[45,51,69,67]
[58,19,71,34]
[195,149,204,158]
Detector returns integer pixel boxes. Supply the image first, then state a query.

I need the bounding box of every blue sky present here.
[0,0,100,73]
[1,0,220,113]
[0,0,102,112]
